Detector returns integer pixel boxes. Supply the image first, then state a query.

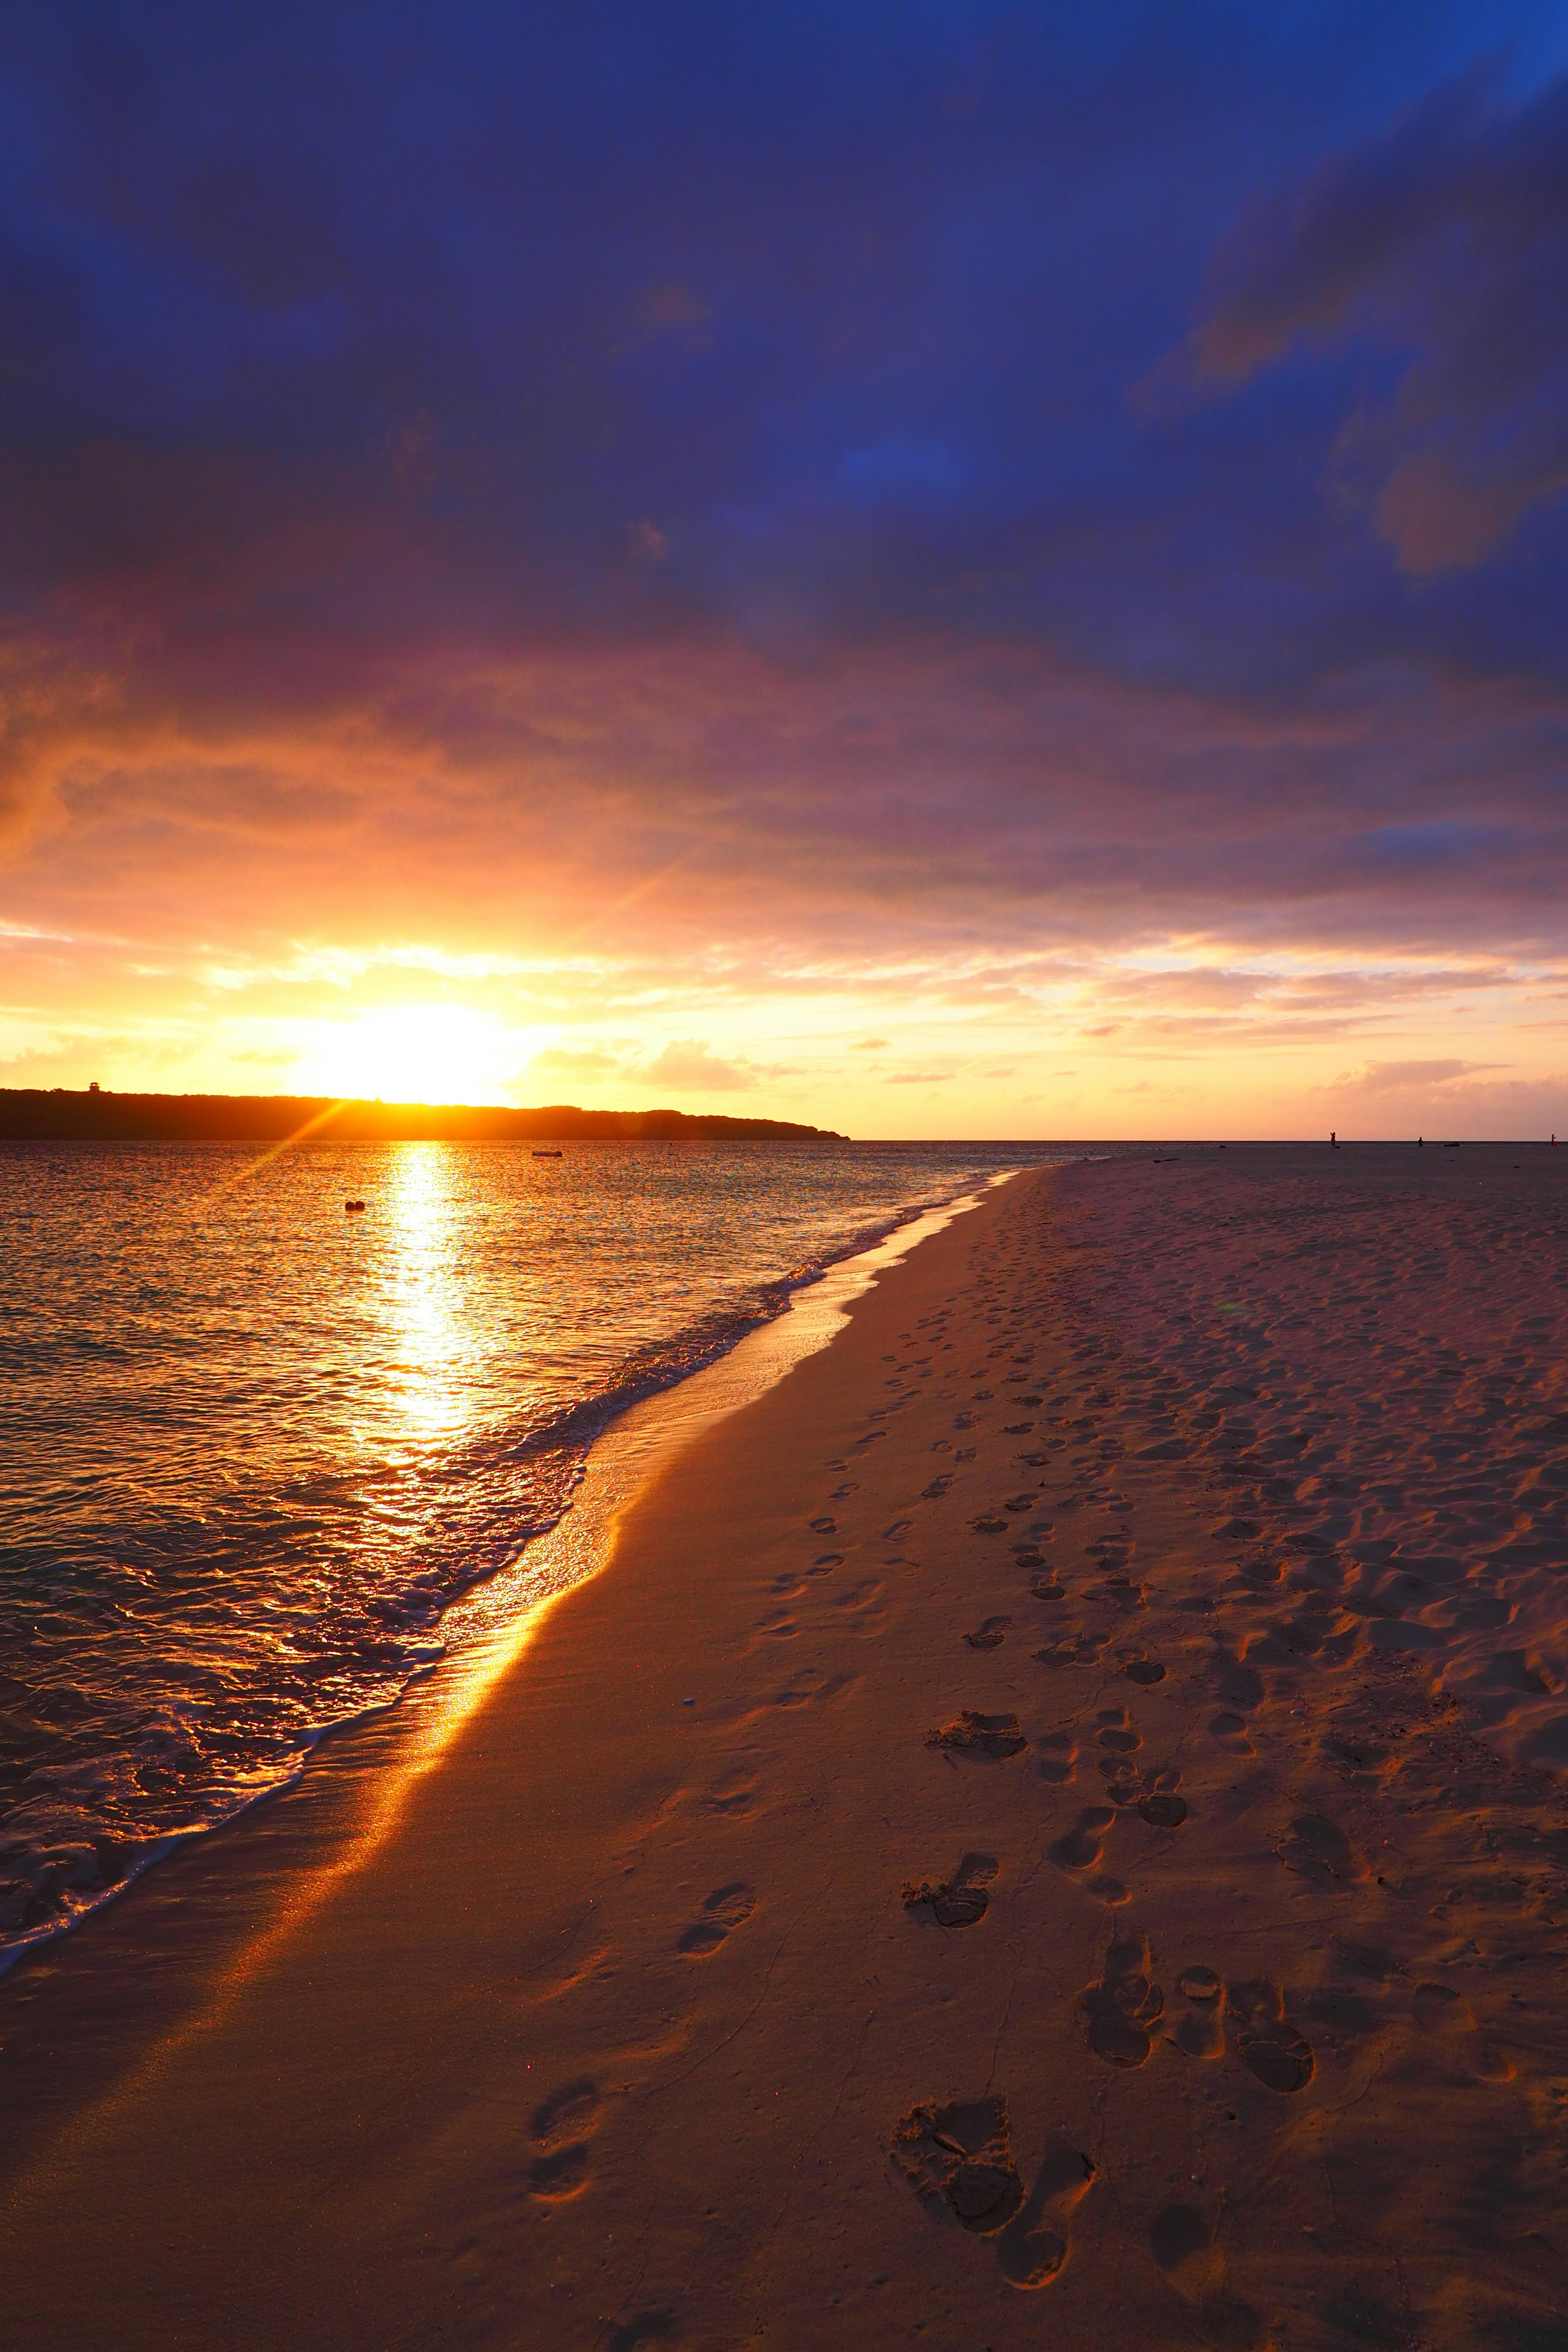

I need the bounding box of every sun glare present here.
[292,1004,519,1105]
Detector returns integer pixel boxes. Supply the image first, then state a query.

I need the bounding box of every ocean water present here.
[0,1137,1062,1963]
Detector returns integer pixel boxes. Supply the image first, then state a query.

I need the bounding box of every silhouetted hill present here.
[0,1089,847,1144]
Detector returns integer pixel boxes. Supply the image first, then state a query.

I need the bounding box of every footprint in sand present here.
[1050,1804,1115,1873]
[1079,1928,1164,2067]
[1125,1657,1167,1686]
[773,1668,855,1707]
[997,2143,1096,2290]
[702,1768,756,1816]
[526,2077,601,2198]
[922,1474,953,1498]
[677,1882,755,1955]
[928,1710,1028,1758]
[833,1577,884,1618]
[971,1513,1008,1535]
[1033,1631,1105,1669]
[1004,1491,1039,1512]
[1138,1787,1189,1829]
[1209,1711,1254,1755]
[1170,1965,1226,2058]
[1227,1977,1316,2092]
[1276,1813,1368,1886]
[1037,1731,1077,1785]
[1411,1982,1515,2081]
[808,1515,837,1535]
[805,1551,844,1574]
[891,2094,1024,2238]
[1087,1575,1146,1614]
[902,1852,999,1927]
[964,1615,1012,1649]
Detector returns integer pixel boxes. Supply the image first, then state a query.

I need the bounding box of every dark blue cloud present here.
[3,0,1563,687]
[1165,53,1568,577]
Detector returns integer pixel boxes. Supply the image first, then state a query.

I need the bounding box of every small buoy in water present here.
[344,1199,366,1213]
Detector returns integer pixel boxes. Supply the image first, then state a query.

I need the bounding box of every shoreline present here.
[0,1164,1018,1981]
[0,1177,1008,2083]
[0,1165,1025,2328]
[6,1149,1568,2349]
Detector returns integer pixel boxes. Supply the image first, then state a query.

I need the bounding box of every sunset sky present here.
[4,4,1568,1136]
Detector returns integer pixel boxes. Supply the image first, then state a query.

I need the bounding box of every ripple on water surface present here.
[0,1136,1054,1962]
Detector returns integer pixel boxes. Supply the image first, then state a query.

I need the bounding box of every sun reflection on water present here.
[384,1145,470,1441]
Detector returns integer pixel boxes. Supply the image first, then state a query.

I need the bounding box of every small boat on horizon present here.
[532,1149,564,1159]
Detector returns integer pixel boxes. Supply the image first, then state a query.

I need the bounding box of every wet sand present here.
[4,1147,1568,2350]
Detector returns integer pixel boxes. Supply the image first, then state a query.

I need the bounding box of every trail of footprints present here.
[844,1215,1341,2300]
[686,1191,1542,2330]
[856,1183,1552,2334]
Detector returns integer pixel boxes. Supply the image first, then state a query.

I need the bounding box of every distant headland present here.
[0,1088,848,1144]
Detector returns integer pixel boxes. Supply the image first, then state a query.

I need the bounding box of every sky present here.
[4,3,1568,1138]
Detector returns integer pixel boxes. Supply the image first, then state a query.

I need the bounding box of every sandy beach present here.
[5,1147,1568,2351]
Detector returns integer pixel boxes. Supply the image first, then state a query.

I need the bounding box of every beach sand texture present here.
[4,1149,1568,2350]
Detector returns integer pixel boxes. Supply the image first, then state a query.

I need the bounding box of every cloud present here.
[1327,1056,1502,1093]
[530,1045,622,1076]
[11,638,1568,992]
[849,1036,890,1051]
[1311,1055,1568,1136]
[1160,61,1568,572]
[638,1038,753,1092]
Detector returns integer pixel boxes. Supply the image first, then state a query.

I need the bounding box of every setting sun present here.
[290,1004,522,1104]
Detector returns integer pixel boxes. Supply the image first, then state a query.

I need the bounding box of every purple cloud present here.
[1163,60,1568,571]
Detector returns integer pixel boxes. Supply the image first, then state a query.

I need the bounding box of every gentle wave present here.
[0,1143,1061,1967]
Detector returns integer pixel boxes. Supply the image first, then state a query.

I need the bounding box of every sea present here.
[0,1136,1070,1965]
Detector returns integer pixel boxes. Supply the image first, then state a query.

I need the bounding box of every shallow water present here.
[0,1136,1066,1960]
